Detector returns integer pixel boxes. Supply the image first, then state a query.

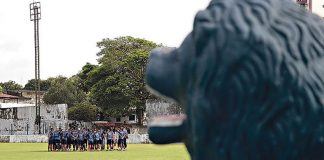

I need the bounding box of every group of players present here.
[48,127,128,152]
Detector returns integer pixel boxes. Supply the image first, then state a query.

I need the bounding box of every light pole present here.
[30,1,41,134]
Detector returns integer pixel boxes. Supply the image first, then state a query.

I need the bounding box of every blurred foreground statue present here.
[145,0,324,159]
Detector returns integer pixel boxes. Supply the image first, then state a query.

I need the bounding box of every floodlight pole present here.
[30,1,41,134]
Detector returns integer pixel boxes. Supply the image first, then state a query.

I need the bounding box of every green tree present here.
[0,86,3,93]
[68,102,97,122]
[89,63,131,117]
[43,76,86,107]
[0,80,23,91]
[89,36,160,124]
[24,79,51,91]
[76,63,98,93]
[122,49,157,124]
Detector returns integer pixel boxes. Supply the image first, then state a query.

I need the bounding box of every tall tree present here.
[43,76,86,107]
[89,36,160,124]
[122,49,157,124]
[24,79,51,91]
[76,63,98,93]
[0,80,23,91]
[89,63,131,118]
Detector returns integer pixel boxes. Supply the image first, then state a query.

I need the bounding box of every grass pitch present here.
[0,143,190,160]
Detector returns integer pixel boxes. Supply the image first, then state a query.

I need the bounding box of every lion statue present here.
[145,0,324,159]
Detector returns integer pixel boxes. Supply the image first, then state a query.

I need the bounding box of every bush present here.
[68,102,97,122]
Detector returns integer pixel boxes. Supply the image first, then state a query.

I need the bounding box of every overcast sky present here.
[0,0,210,85]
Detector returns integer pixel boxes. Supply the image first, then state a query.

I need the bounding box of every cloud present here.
[0,40,21,53]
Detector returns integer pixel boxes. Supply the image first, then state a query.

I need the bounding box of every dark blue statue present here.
[145,0,324,159]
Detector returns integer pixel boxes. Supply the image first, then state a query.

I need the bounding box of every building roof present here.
[93,121,132,127]
[0,93,31,100]
[0,103,35,109]
[0,93,20,99]
[94,122,116,127]
[9,90,46,94]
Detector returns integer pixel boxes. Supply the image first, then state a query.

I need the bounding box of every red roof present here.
[94,122,132,127]
[0,93,20,99]
[94,122,116,127]
[0,93,31,100]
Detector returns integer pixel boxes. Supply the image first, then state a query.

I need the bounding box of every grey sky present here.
[0,0,210,85]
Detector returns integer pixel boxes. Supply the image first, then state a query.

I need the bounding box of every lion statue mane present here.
[145,0,324,159]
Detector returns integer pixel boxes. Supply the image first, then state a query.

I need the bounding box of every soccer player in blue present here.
[66,128,72,151]
[122,127,128,151]
[99,129,105,150]
[117,128,124,151]
[61,129,68,151]
[94,129,101,151]
[83,128,88,151]
[119,128,127,151]
[78,128,85,151]
[113,128,118,150]
[48,127,54,152]
[87,129,94,151]
[107,128,114,151]
[71,128,78,151]
[53,128,62,151]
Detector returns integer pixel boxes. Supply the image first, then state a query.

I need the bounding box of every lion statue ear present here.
[193,10,216,57]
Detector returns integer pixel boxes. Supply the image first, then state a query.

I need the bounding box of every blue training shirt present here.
[62,131,68,140]
[88,132,94,142]
[53,131,61,141]
[48,131,54,140]
[78,131,84,141]
[107,131,114,140]
[94,132,100,141]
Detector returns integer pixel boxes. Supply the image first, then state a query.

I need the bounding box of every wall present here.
[0,104,68,135]
[67,120,93,129]
[129,125,148,134]
[1,99,19,103]
[21,90,46,104]
[107,115,137,124]
[145,99,184,125]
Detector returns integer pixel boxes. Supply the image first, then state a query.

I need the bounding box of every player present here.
[53,128,62,151]
[87,129,94,151]
[94,129,100,151]
[48,127,54,152]
[83,128,88,151]
[71,128,78,151]
[99,129,105,150]
[66,128,72,151]
[117,128,123,151]
[119,127,126,151]
[78,128,85,151]
[113,128,119,150]
[122,127,128,151]
[61,129,68,151]
[106,128,114,151]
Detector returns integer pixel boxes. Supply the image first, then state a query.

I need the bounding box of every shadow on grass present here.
[28,151,51,152]
[29,150,90,153]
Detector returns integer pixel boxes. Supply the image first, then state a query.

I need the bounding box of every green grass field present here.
[0,143,190,160]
